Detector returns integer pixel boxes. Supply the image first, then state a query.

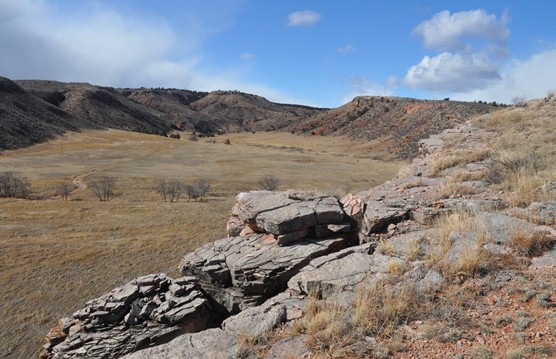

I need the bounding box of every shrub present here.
[258,174,281,191]
[0,171,30,198]
[512,95,527,107]
[57,181,74,201]
[185,179,211,201]
[90,176,115,202]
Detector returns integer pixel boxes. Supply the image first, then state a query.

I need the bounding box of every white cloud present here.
[414,9,509,51]
[343,75,397,103]
[336,45,356,54]
[240,52,254,60]
[404,9,509,93]
[287,10,322,27]
[404,52,501,92]
[0,0,311,105]
[453,48,556,103]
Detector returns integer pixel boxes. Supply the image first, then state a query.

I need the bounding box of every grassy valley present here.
[0,130,404,358]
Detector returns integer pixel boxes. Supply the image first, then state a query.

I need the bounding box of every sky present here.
[1,0,555,108]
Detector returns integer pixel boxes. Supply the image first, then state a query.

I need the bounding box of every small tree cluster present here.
[57,181,75,201]
[0,171,30,198]
[186,179,211,201]
[157,178,211,202]
[157,179,184,202]
[90,176,115,202]
[258,174,281,191]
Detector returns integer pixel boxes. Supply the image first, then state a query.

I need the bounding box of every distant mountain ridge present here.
[1,77,497,158]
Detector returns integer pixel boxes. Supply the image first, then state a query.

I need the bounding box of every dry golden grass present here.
[452,169,488,182]
[434,181,478,200]
[509,230,555,257]
[0,129,404,359]
[376,239,397,256]
[429,148,490,177]
[475,104,556,207]
[426,211,498,281]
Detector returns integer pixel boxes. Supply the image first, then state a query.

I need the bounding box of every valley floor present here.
[0,130,403,359]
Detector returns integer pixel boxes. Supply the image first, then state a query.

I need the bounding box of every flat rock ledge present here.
[226,190,349,245]
[40,274,213,359]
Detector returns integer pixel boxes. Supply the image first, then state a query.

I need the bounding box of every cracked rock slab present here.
[121,328,238,359]
[180,234,348,313]
[288,245,403,298]
[41,274,212,359]
[361,200,409,235]
[226,191,345,239]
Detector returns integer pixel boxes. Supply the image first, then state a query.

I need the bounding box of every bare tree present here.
[0,171,30,198]
[194,179,211,201]
[57,181,74,201]
[185,179,211,201]
[90,176,115,202]
[512,95,527,107]
[185,184,198,202]
[258,174,281,191]
[157,179,183,202]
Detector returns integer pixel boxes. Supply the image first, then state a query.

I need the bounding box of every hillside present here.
[38,97,556,359]
[285,96,497,159]
[0,77,98,150]
[3,77,497,159]
[16,80,174,135]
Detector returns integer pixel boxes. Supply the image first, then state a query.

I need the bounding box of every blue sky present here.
[1,0,555,107]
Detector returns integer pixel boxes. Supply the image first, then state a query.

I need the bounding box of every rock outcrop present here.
[226,190,348,244]
[179,233,348,313]
[40,274,215,359]
[41,116,556,358]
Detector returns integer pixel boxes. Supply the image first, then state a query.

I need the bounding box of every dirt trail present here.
[70,142,174,193]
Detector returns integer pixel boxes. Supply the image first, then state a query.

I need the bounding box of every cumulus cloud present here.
[404,52,501,92]
[455,48,556,103]
[287,10,322,27]
[404,9,509,93]
[0,0,308,105]
[414,9,509,51]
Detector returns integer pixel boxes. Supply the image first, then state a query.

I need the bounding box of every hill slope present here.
[0,77,98,150]
[4,77,497,159]
[121,89,326,135]
[285,96,496,159]
[16,80,174,135]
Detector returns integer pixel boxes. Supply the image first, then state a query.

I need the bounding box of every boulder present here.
[41,274,214,359]
[226,191,346,244]
[180,233,348,313]
[360,200,409,240]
